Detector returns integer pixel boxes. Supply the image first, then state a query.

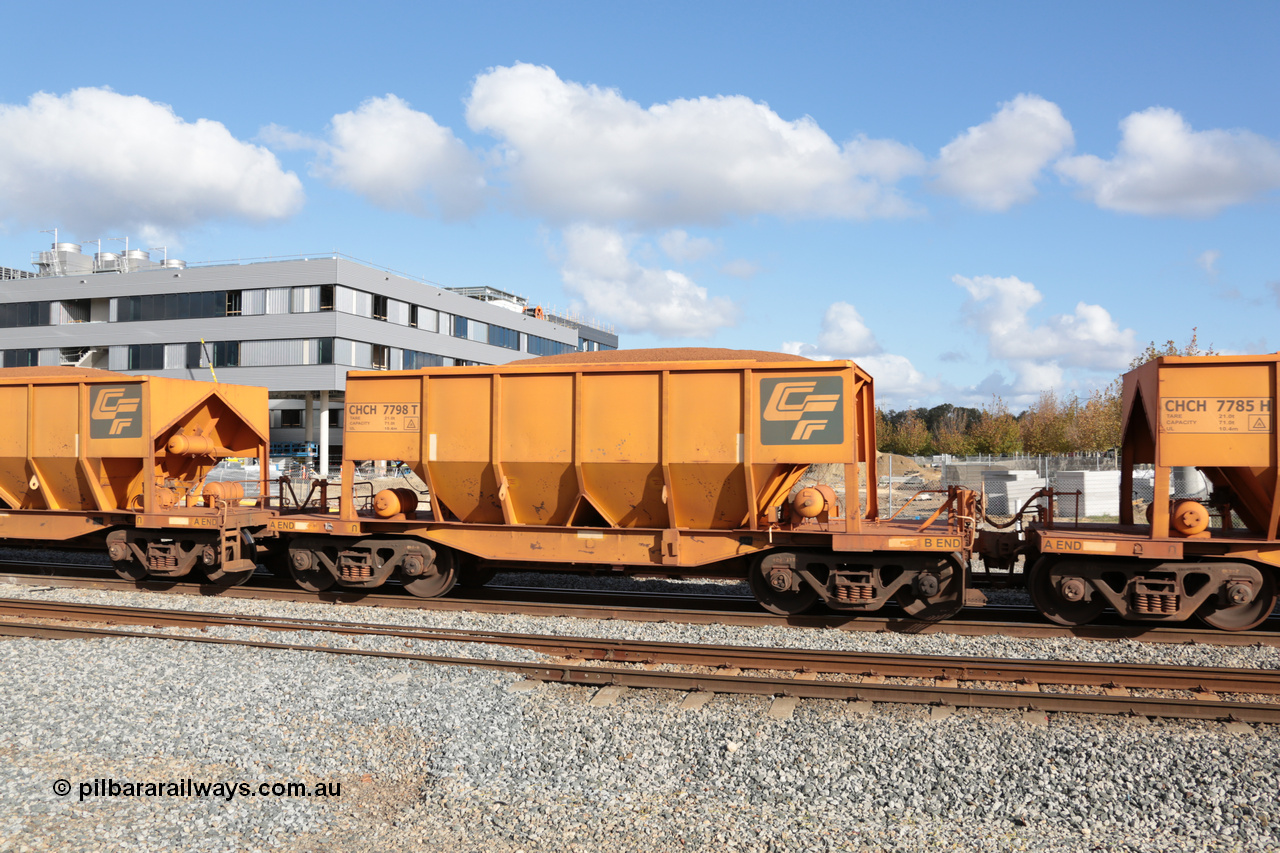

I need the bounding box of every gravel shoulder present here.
[1,576,1278,852]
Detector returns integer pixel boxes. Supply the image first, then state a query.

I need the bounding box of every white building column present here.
[319,390,330,478]
[303,391,315,444]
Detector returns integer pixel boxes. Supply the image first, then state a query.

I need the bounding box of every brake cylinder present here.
[791,487,826,519]
[1171,499,1210,535]
[1145,499,1211,535]
[168,434,220,456]
[202,481,245,506]
[373,488,419,518]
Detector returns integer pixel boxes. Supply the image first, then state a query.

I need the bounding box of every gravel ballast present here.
[1,578,1278,852]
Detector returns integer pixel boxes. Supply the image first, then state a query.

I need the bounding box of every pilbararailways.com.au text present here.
[53,778,342,802]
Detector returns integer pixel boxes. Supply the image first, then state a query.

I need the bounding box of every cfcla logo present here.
[90,386,143,439]
[759,377,844,445]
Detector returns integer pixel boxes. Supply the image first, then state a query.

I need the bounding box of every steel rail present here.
[4,570,1280,648]
[1,617,1276,723]
[4,598,1280,696]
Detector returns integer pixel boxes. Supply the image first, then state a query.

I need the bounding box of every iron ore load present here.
[0,349,1276,631]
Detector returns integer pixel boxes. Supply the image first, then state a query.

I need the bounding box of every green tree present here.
[894,411,933,456]
[1020,391,1078,455]
[1129,328,1215,367]
[1069,387,1121,452]
[933,408,974,456]
[874,408,896,453]
[969,397,1021,455]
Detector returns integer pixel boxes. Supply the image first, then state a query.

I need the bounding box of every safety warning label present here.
[1160,397,1273,434]
[346,402,421,432]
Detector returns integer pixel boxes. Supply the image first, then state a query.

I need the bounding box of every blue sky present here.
[2,1,1277,408]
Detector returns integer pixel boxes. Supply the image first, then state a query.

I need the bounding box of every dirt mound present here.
[876,453,923,475]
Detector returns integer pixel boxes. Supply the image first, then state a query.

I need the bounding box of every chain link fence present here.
[871,453,1214,522]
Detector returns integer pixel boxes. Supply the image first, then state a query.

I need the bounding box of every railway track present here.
[3,598,1278,724]
[3,563,1279,647]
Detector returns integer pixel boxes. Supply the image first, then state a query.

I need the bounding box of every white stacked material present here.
[982,470,1047,515]
[1054,470,1122,517]
[1132,468,1211,503]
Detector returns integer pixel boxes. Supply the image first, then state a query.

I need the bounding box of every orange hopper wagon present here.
[1026,353,1280,630]
[283,348,977,617]
[0,367,272,584]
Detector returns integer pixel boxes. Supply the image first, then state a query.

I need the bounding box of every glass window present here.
[205,291,224,318]
[488,325,519,350]
[526,335,575,356]
[403,350,446,369]
[211,341,239,367]
[414,306,439,332]
[0,301,54,328]
[127,343,166,370]
[2,348,38,367]
[453,316,468,339]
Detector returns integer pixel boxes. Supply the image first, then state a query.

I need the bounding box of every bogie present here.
[747,550,965,619]
[1027,555,1277,632]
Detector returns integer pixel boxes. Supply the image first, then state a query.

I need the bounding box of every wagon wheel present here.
[1028,557,1106,626]
[896,555,964,621]
[747,559,818,616]
[402,547,458,598]
[288,548,336,592]
[1197,570,1277,632]
[113,560,147,581]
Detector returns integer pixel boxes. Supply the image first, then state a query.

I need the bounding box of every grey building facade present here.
[0,243,618,472]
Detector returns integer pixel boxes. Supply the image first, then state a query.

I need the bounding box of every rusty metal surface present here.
[1,614,1277,723]
[4,597,1279,696]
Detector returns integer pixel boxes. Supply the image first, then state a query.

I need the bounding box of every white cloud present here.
[1056,107,1280,216]
[857,354,937,400]
[954,273,1137,392]
[720,259,760,279]
[658,229,717,263]
[815,301,881,356]
[932,94,1074,211]
[781,302,937,404]
[1197,249,1220,277]
[265,95,485,219]
[0,87,303,236]
[557,224,738,337]
[467,63,925,226]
